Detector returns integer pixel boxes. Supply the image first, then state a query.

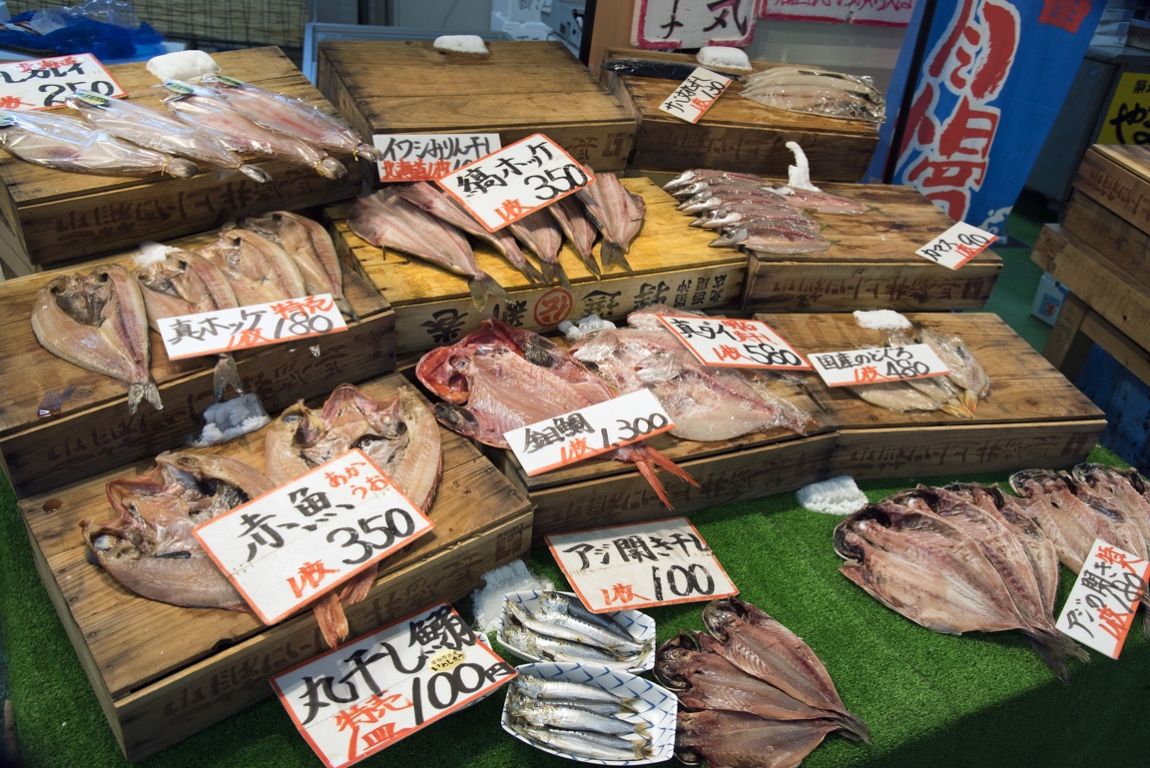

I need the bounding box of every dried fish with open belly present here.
[199,226,308,305]
[240,211,351,317]
[31,264,163,414]
[577,173,644,273]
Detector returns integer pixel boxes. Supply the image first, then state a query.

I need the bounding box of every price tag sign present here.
[657,67,731,123]
[547,516,738,613]
[436,132,594,232]
[503,389,674,477]
[1056,538,1149,659]
[373,133,501,182]
[915,221,995,270]
[193,449,433,625]
[656,313,811,370]
[272,603,516,768]
[808,343,950,387]
[0,53,125,110]
[156,293,347,360]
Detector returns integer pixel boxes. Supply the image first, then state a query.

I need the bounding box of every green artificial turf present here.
[2,446,1150,768]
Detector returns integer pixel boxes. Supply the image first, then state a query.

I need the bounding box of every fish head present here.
[653,632,702,689]
[536,592,571,617]
[415,345,472,403]
[156,451,275,501]
[82,517,146,565]
[1008,468,1064,498]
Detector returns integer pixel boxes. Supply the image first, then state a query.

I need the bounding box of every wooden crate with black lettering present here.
[0,47,362,278]
[743,183,1002,312]
[315,40,635,176]
[600,48,878,182]
[754,312,1106,478]
[17,374,533,762]
[327,176,748,356]
[0,225,392,497]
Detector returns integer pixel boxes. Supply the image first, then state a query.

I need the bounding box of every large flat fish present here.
[349,189,509,309]
[82,451,273,610]
[676,709,840,768]
[241,211,351,316]
[200,227,308,306]
[577,173,644,273]
[31,264,162,414]
[509,209,571,287]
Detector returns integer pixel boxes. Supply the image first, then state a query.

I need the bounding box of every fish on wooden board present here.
[772,186,869,215]
[200,226,308,306]
[577,173,644,273]
[664,169,764,193]
[241,210,351,317]
[548,195,601,278]
[741,66,886,122]
[31,264,163,413]
[508,209,571,288]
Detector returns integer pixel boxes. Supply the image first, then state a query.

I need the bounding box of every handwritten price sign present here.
[194,449,433,625]
[273,603,516,768]
[915,221,995,270]
[657,313,810,370]
[156,293,347,360]
[657,67,731,123]
[547,516,738,613]
[1056,538,1149,660]
[809,343,950,388]
[373,133,501,182]
[503,389,674,477]
[436,132,594,232]
[0,53,125,111]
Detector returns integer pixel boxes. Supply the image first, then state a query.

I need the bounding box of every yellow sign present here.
[1099,71,1150,145]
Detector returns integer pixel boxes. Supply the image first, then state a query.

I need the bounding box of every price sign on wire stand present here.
[503,389,675,477]
[0,53,125,110]
[193,449,433,625]
[808,343,950,387]
[657,313,811,370]
[915,221,996,270]
[547,516,738,613]
[436,132,594,232]
[373,133,501,182]
[272,602,517,768]
[1056,538,1149,659]
[657,67,731,123]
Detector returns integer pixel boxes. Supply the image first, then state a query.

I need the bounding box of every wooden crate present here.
[600,48,878,182]
[755,313,1106,478]
[1072,144,1150,239]
[744,183,1002,312]
[315,41,636,174]
[328,177,747,355]
[0,227,392,497]
[17,374,533,762]
[0,47,362,277]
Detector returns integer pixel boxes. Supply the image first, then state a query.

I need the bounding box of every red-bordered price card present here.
[272,603,517,768]
[373,132,501,182]
[656,313,811,370]
[546,516,738,614]
[1056,538,1149,659]
[503,388,675,476]
[0,53,126,110]
[808,343,950,387]
[193,449,433,625]
[657,67,731,123]
[156,293,347,360]
[915,221,995,270]
[435,132,594,232]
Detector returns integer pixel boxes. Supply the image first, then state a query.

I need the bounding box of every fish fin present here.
[128,380,164,414]
[540,260,572,289]
[633,721,650,739]
[339,567,375,605]
[940,400,975,419]
[519,259,547,286]
[317,157,348,180]
[313,592,350,649]
[212,354,244,401]
[468,274,511,310]
[1026,630,1090,683]
[238,164,272,184]
[600,242,633,273]
[578,252,603,279]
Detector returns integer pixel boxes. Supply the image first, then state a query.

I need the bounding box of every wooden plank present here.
[1073,145,1150,237]
[1042,292,1092,380]
[18,374,533,760]
[0,226,392,496]
[1080,308,1150,389]
[1061,190,1149,279]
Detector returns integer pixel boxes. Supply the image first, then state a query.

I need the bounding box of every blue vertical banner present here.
[888,0,1104,232]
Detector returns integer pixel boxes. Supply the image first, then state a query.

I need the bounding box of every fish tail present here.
[634,742,653,759]
[540,260,572,289]
[338,567,375,605]
[1026,629,1089,683]
[317,157,348,180]
[642,445,699,489]
[578,251,603,279]
[600,242,633,273]
[238,164,272,184]
[337,295,359,322]
[313,592,350,649]
[213,354,244,401]
[963,389,980,414]
[634,458,674,509]
[940,400,976,419]
[355,143,382,161]
[834,711,872,743]
[518,258,547,286]
[634,721,650,739]
[468,273,511,310]
[128,380,164,414]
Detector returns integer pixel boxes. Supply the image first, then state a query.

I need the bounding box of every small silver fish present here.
[508,722,651,761]
[511,675,640,712]
[508,693,648,737]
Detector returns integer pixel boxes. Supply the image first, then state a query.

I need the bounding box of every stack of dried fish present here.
[504,674,655,761]
[740,66,886,123]
[348,172,645,305]
[663,167,865,254]
[835,484,1090,679]
[657,598,868,768]
[416,318,697,508]
[500,592,652,667]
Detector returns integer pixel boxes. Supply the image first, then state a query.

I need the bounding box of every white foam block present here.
[796,475,868,516]
[434,35,490,55]
[471,559,553,632]
[853,309,912,330]
[697,46,752,72]
[146,50,219,82]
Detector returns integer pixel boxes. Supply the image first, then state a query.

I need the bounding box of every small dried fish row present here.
[507,722,652,761]
[501,599,648,662]
[508,692,649,737]
[510,674,642,712]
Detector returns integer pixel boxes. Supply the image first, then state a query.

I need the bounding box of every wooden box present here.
[744,183,1002,312]
[755,313,1106,478]
[0,227,393,498]
[328,177,747,355]
[315,40,636,174]
[17,374,533,762]
[600,48,878,182]
[0,47,362,277]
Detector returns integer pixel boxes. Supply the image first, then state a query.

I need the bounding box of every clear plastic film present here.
[740,66,886,123]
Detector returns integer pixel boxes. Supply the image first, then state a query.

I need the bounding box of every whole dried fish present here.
[508,693,647,737]
[241,211,350,316]
[510,674,640,712]
[509,209,570,287]
[773,186,869,215]
[501,597,648,664]
[31,264,162,413]
[577,173,644,273]
[741,66,886,122]
[548,195,601,278]
[664,168,763,193]
[677,710,839,768]
[200,227,308,305]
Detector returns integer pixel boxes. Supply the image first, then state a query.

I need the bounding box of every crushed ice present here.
[853,309,912,330]
[471,559,553,633]
[558,313,617,342]
[434,35,489,55]
[696,46,751,72]
[189,393,269,447]
[796,476,868,516]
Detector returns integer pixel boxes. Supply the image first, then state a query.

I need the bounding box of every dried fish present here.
[507,722,651,761]
[577,173,644,272]
[508,693,648,737]
[200,226,308,305]
[548,195,601,278]
[510,674,641,712]
[509,209,570,288]
[241,211,350,316]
